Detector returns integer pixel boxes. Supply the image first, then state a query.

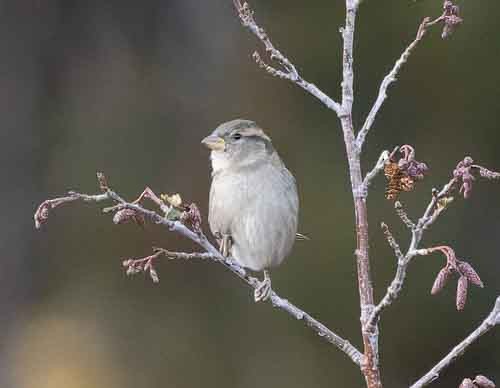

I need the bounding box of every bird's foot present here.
[254,270,272,303]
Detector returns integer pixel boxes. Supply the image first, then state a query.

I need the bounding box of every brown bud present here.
[431,267,453,295]
[96,172,109,192]
[457,261,484,288]
[456,276,468,311]
[474,375,496,388]
[34,202,50,229]
[113,208,145,226]
[459,378,475,388]
[181,203,202,232]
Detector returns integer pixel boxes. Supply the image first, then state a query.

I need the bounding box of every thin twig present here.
[362,150,390,193]
[410,296,500,388]
[357,16,443,150]
[34,174,363,366]
[367,223,409,329]
[367,176,457,329]
[233,0,342,115]
[394,201,416,230]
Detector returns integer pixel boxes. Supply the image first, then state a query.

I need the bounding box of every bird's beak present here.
[201,135,225,151]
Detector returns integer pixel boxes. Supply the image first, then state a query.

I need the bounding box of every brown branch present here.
[337,2,384,387]
[410,296,500,388]
[34,173,363,366]
[233,0,342,115]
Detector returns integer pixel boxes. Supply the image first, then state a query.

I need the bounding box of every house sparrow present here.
[202,119,299,302]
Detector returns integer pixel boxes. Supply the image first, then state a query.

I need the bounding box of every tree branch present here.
[410,296,500,388]
[336,2,384,387]
[367,175,457,329]
[357,16,443,150]
[233,0,342,116]
[362,150,390,194]
[34,174,363,366]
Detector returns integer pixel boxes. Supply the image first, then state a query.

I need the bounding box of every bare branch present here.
[337,2,384,386]
[410,296,500,388]
[340,0,358,113]
[367,174,457,329]
[368,153,499,328]
[34,173,363,366]
[362,150,390,194]
[394,201,416,230]
[233,0,342,115]
[357,17,442,150]
[367,223,410,328]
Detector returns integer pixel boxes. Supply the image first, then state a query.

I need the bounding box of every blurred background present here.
[1,0,499,387]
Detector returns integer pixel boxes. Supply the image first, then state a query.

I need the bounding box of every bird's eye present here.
[232,133,242,140]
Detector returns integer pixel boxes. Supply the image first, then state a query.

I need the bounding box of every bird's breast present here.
[208,162,299,271]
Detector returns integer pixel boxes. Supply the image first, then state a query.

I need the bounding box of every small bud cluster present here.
[34,201,51,229]
[427,246,484,310]
[159,193,202,232]
[453,157,475,198]
[113,208,145,227]
[460,375,496,388]
[442,0,463,39]
[453,157,500,199]
[384,145,428,200]
[122,252,161,283]
[181,203,202,233]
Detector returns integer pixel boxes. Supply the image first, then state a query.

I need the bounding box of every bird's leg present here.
[218,234,232,257]
[254,269,272,302]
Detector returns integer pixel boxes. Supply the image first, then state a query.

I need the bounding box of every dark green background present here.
[2,0,499,387]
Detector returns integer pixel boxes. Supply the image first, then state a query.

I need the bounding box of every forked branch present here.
[357,16,444,149]
[34,173,363,366]
[232,0,342,115]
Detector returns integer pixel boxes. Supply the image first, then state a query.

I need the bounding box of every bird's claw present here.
[254,270,272,302]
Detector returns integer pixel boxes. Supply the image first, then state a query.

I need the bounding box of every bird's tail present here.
[296,233,310,241]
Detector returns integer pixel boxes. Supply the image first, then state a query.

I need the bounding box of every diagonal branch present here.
[34,173,363,366]
[367,176,457,329]
[357,16,443,150]
[369,155,500,329]
[362,150,390,194]
[410,296,500,388]
[233,0,342,115]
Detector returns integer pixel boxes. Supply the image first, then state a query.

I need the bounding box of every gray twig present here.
[410,296,500,388]
[34,174,363,366]
[233,0,342,116]
[357,17,442,150]
[362,150,390,193]
[367,176,457,329]
[394,201,416,230]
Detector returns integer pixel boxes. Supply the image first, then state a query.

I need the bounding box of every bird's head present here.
[202,119,274,173]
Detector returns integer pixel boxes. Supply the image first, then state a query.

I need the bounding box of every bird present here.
[202,119,299,302]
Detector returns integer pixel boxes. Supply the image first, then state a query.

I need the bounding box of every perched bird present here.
[202,119,299,302]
